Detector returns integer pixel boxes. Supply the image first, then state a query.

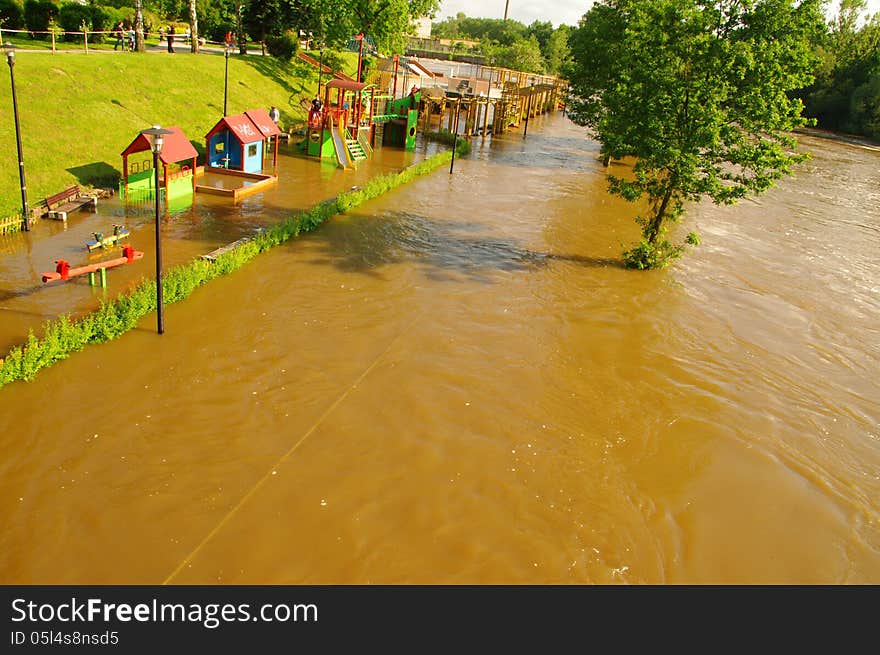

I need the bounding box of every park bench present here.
[44,185,98,222]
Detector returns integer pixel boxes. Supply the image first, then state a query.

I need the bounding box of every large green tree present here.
[566,0,824,269]
[328,0,439,53]
[490,34,545,72]
[801,1,880,138]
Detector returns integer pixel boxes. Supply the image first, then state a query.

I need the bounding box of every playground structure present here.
[120,127,198,205]
[295,46,567,165]
[373,55,566,137]
[198,109,281,201]
[305,79,377,168]
[86,224,130,251]
[376,87,421,150]
[41,244,143,285]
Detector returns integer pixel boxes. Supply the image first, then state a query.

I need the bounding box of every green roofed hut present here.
[120,126,198,203]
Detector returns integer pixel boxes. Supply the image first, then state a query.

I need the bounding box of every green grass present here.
[0,47,357,218]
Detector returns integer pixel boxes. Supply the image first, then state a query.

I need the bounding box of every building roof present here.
[244,109,282,138]
[121,126,198,164]
[326,79,369,91]
[206,113,264,144]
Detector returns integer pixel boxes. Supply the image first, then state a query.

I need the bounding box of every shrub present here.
[265,32,297,61]
[0,0,24,30]
[426,129,471,156]
[57,3,109,42]
[23,0,55,39]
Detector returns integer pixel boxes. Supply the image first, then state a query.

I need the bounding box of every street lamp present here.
[140,126,173,335]
[449,98,462,174]
[523,76,535,139]
[223,44,230,116]
[4,42,29,231]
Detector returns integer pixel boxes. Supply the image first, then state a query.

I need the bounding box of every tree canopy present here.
[431,13,572,74]
[565,0,825,269]
[800,0,880,139]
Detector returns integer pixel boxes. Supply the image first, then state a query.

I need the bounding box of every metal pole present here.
[6,50,29,231]
[317,47,324,98]
[392,54,399,99]
[153,150,164,334]
[523,84,533,138]
[223,46,229,116]
[449,100,461,174]
[356,35,364,128]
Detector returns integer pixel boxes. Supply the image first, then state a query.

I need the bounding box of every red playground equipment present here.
[41,245,144,283]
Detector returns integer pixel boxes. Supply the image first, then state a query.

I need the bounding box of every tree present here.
[565,0,825,269]
[243,0,290,54]
[189,0,199,53]
[134,0,145,51]
[542,25,571,74]
[493,35,544,72]
[800,1,880,137]
[328,0,439,53]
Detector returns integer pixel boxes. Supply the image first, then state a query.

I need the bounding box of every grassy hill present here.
[0,49,354,218]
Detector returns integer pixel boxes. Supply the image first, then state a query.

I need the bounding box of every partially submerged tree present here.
[565,0,825,269]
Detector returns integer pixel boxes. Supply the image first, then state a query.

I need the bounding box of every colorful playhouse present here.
[120,126,198,204]
[204,110,280,174]
[198,109,281,201]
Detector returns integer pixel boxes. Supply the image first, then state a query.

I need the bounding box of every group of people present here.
[114,23,182,53]
[113,24,237,54]
[112,22,135,52]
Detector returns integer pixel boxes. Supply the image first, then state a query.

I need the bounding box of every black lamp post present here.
[523,77,534,139]
[223,44,230,116]
[449,98,462,174]
[140,126,173,335]
[5,43,29,231]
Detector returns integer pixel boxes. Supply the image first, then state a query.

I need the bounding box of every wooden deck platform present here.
[195,168,277,202]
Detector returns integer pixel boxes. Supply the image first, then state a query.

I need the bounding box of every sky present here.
[433,0,592,28]
[432,1,880,30]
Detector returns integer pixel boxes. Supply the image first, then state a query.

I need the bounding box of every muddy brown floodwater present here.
[0,113,878,584]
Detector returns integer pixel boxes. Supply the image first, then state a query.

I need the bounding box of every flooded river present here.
[0,114,878,583]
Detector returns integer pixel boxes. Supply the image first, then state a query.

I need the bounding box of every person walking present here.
[167,25,175,53]
[113,22,125,51]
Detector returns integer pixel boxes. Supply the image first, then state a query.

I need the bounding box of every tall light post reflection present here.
[5,42,29,231]
[140,126,173,335]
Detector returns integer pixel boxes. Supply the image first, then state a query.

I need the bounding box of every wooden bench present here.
[45,185,98,222]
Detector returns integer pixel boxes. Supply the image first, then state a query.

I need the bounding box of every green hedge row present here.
[0,148,458,389]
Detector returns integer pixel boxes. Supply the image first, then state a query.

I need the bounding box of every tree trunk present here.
[134,0,144,52]
[646,186,674,245]
[188,0,199,54]
[237,3,246,55]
